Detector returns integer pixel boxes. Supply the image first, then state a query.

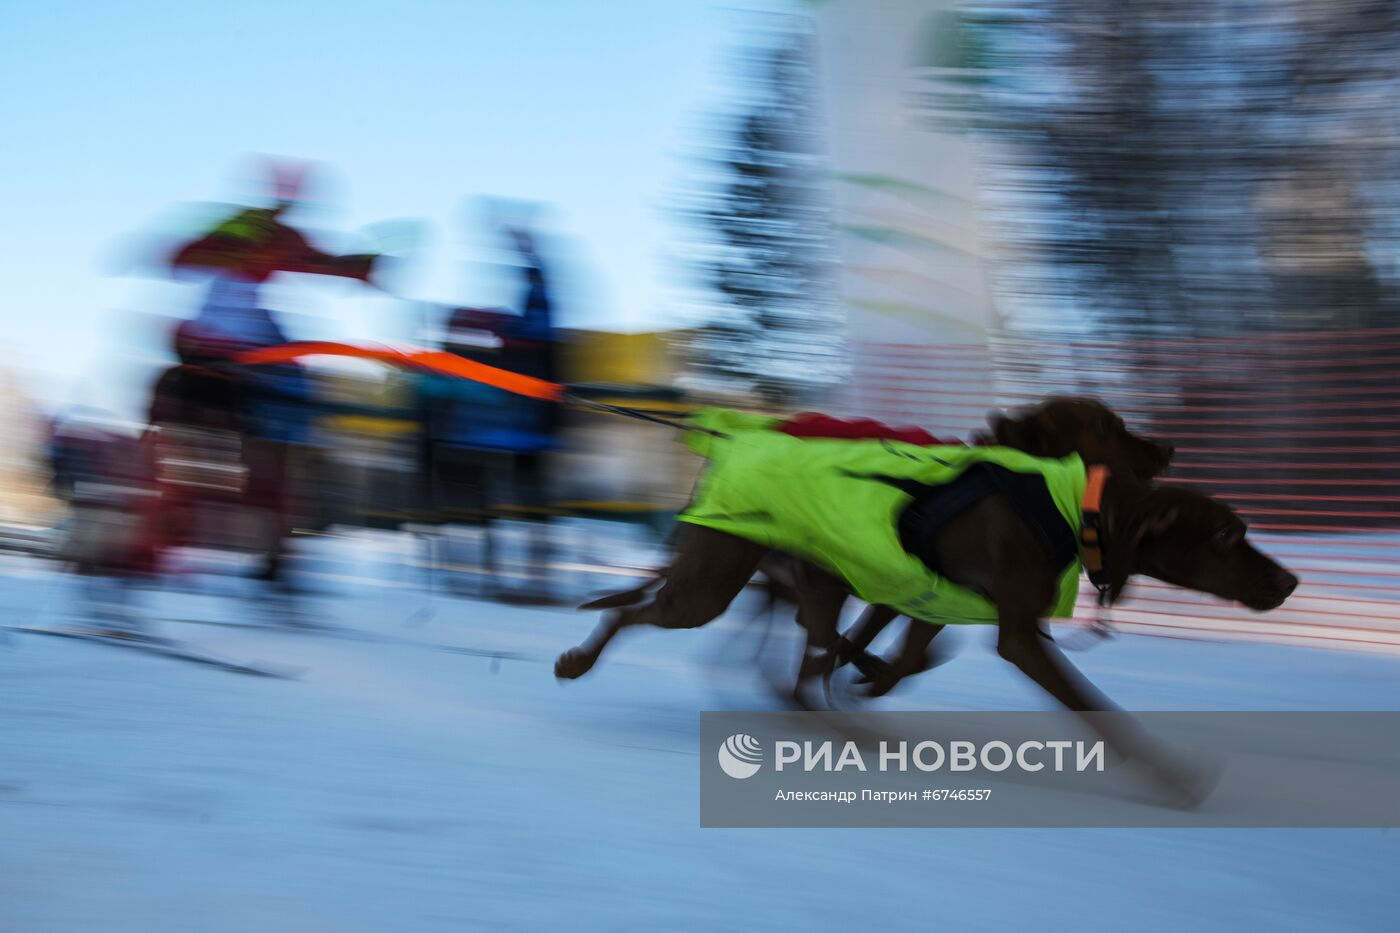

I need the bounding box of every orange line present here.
[235,341,564,401]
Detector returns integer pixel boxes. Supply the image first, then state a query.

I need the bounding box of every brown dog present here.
[560,478,1296,687]
[824,396,1176,699]
[558,474,1294,794]
[555,399,1296,789]
[572,397,1176,702]
[983,396,1174,482]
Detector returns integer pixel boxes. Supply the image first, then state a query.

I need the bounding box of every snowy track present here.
[2,542,1398,932]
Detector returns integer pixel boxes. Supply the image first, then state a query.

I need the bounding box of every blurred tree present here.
[678,20,843,406]
[957,0,1400,337]
[948,0,1400,527]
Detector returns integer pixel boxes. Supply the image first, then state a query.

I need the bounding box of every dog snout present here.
[1252,568,1299,611]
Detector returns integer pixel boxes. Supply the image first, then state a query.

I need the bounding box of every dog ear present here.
[991,411,1049,454]
[988,413,1020,448]
[1101,497,1179,606]
[1138,502,1180,540]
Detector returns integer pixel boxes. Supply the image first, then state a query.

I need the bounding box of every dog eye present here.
[1214,527,1241,546]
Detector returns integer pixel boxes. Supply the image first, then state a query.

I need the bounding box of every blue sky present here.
[0,0,743,413]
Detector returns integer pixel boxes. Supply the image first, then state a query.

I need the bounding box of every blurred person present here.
[0,368,59,533]
[46,408,157,633]
[141,320,247,573]
[418,308,514,595]
[228,308,315,586]
[168,158,380,319]
[498,221,565,553]
[419,215,564,602]
[164,158,384,586]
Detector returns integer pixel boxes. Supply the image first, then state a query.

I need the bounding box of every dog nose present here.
[1250,570,1298,611]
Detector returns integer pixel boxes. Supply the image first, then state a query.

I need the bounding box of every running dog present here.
[574,397,1177,701]
[555,402,1296,788]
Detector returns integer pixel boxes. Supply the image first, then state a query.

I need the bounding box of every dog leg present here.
[553,610,631,680]
[994,603,1210,804]
[995,608,1117,713]
[555,526,767,680]
[577,574,664,610]
[860,621,947,698]
[831,604,924,691]
[791,566,851,708]
[835,603,899,661]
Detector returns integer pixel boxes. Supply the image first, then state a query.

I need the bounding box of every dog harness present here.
[679,408,1088,624]
[1079,465,1114,603]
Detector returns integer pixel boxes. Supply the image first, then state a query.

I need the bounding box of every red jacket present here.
[775,412,966,447]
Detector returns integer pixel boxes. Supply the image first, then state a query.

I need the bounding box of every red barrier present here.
[839,328,1400,654]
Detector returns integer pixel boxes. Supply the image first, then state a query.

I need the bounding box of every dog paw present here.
[861,673,903,698]
[554,647,598,680]
[851,655,902,697]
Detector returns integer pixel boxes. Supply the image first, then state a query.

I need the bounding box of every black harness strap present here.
[563,393,728,438]
[1079,465,1114,607]
[894,463,1079,577]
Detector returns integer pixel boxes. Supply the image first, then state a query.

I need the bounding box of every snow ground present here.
[1,533,1398,933]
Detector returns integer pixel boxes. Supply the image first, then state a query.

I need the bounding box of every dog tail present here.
[578,574,665,610]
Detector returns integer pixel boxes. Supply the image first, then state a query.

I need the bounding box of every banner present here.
[701,711,1400,828]
[813,0,999,430]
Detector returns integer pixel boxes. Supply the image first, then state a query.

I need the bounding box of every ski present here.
[163,616,534,662]
[8,625,305,679]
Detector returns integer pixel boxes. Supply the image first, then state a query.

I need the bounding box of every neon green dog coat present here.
[679,408,1087,623]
